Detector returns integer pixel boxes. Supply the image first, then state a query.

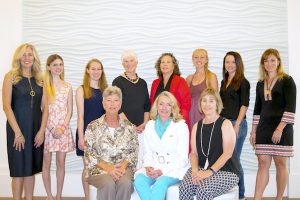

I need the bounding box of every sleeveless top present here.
[6,77,43,177]
[83,88,105,130]
[196,117,239,176]
[189,75,206,127]
[44,82,74,153]
[76,87,105,156]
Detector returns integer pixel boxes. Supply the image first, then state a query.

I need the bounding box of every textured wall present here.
[23,0,288,172]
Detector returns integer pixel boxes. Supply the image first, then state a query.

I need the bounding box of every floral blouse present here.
[84,115,138,178]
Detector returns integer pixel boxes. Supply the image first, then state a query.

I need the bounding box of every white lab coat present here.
[135,119,190,179]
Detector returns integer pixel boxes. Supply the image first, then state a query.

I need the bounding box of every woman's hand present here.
[145,167,162,179]
[13,133,25,151]
[272,129,283,144]
[233,123,240,135]
[34,129,45,147]
[107,164,125,181]
[192,169,213,185]
[136,123,146,134]
[78,137,85,150]
[249,131,256,147]
[52,127,64,139]
[145,167,155,177]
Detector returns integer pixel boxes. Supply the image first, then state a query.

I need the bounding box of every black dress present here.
[6,77,43,177]
[76,87,105,156]
[253,76,296,156]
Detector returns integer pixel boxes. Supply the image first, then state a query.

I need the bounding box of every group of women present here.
[2,43,296,200]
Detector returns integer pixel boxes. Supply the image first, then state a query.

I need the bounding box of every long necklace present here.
[265,78,274,95]
[124,72,139,83]
[264,76,277,101]
[200,118,216,169]
[27,78,35,108]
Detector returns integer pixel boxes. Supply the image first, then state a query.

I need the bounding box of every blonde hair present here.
[10,43,43,86]
[150,91,182,122]
[198,88,223,114]
[44,54,64,103]
[192,49,214,88]
[83,59,108,99]
[103,86,122,101]
[259,48,287,81]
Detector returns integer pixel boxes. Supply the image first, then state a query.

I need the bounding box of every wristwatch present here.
[209,167,217,175]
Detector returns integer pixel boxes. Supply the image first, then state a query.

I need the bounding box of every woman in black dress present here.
[112,49,150,131]
[112,49,150,168]
[2,43,48,200]
[75,58,107,199]
[250,48,297,199]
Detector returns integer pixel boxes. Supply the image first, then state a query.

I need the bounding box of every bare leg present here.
[254,155,272,200]
[12,177,23,200]
[24,176,35,200]
[42,152,55,200]
[56,152,66,200]
[273,156,288,200]
[82,157,89,200]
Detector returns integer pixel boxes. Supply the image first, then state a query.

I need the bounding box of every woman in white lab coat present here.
[134,91,190,200]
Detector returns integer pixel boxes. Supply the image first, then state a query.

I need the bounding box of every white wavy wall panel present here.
[23,0,288,172]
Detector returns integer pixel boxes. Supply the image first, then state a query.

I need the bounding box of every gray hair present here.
[121,49,138,62]
[103,86,122,101]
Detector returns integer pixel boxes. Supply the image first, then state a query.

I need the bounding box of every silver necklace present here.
[200,117,216,169]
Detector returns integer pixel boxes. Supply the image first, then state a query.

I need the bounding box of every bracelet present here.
[276,128,283,133]
[60,124,67,130]
[209,167,217,175]
[15,134,23,139]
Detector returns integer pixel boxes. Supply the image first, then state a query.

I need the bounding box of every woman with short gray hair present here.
[84,86,139,200]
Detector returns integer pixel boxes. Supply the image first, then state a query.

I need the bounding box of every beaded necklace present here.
[124,72,139,83]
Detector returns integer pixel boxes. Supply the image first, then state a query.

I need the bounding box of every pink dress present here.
[189,75,207,128]
[44,82,74,153]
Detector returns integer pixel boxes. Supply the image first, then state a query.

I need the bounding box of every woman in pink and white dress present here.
[42,54,74,200]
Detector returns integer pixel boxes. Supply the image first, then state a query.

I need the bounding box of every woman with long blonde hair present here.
[2,43,48,200]
[42,54,74,200]
[186,49,218,127]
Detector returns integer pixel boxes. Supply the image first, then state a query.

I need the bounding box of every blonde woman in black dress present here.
[2,43,48,200]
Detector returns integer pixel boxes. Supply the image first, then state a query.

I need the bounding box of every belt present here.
[152,152,176,164]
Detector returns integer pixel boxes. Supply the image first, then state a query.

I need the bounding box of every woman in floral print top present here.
[84,86,138,200]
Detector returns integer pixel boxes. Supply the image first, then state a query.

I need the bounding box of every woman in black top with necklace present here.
[179,88,239,200]
[112,49,150,168]
[220,51,250,200]
[112,49,150,132]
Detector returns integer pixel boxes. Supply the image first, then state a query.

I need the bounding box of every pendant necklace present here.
[200,117,216,169]
[265,77,274,95]
[264,76,277,101]
[28,78,35,108]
